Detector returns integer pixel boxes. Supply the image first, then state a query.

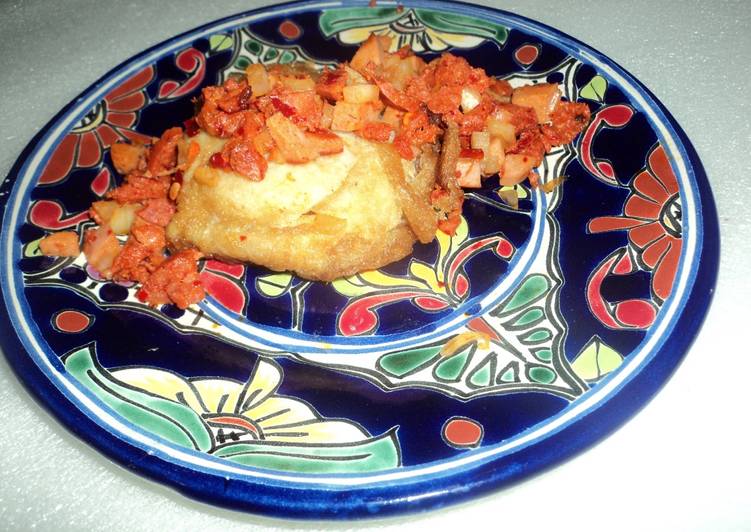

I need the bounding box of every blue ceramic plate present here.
[0,0,718,519]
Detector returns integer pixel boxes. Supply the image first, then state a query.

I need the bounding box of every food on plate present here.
[166,130,438,281]
[40,34,590,309]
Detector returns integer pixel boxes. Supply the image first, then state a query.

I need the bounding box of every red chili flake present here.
[209,152,228,169]
[239,235,247,241]
[269,95,296,118]
[136,289,149,303]
[459,148,484,160]
[183,118,200,137]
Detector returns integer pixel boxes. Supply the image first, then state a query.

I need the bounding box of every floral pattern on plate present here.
[0,0,717,519]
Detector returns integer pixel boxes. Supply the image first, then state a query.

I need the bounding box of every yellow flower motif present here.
[112,358,369,445]
[338,13,485,53]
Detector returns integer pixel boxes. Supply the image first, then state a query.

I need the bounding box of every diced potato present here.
[331,101,363,131]
[481,137,505,175]
[90,200,118,224]
[456,159,482,188]
[315,66,348,102]
[245,63,273,97]
[320,102,335,129]
[39,231,80,257]
[487,118,516,147]
[381,54,423,90]
[109,203,141,235]
[252,128,275,156]
[344,66,367,85]
[460,87,481,112]
[83,224,121,276]
[360,100,384,122]
[342,84,380,104]
[470,131,490,152]
[501,153,535,185]
[402,55,425,76]
[110,143,145,175]
[382,106,404,129]
[511,83,561,123]
[279,74,316,92]
[350,34,391,73]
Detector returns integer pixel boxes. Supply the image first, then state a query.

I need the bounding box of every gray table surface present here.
[1,1,749,530]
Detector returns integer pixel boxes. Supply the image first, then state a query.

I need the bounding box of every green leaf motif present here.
[571,336,624,382]
[263,48,279,62]
[497,362,519,383]
[533,348,553,362]
[234,57,250,70]
[209,33,234,53]
[320,7,405,36]
[496,274,550,315]
[413,9,508,44]
[519,328,552,345]
[319,7,508,45]
[256,273,294,298]
[63,346,212,451]
[528,365,556,384]
[378,344,442,378]
[245,39,263,55]
[468,354,495,388]
[434,346,472,382]
[580,75,608,102]
[279,50,297,64]
[506,307,544,329]
[213,429,400,473]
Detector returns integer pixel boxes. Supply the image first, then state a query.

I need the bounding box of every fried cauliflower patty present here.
[166,132,438,281]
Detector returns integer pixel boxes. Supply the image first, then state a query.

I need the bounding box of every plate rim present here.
[0,0,720,519]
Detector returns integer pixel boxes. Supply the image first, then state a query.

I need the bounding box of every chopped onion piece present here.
[245,64,272,97]
[511,83,561,123]
[470,131,490,152]
[343,83,380,103]
[498,187,519,210]
[540,175,567,193]
[487,118,516,147]
[109,204,141,235]
[481,137,504,175]
[501,153,535,185]
[456,158,482,188]
[460,87,481,112]
[440,331,490,357]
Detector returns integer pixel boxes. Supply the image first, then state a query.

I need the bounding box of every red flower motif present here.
[39,66,155,185]
[199,260,248,314]
[588,144,682,303]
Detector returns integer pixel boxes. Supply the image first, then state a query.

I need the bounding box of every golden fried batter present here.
[166,132,438,281]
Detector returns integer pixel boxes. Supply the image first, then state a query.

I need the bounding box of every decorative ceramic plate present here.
[0,0,718,519]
